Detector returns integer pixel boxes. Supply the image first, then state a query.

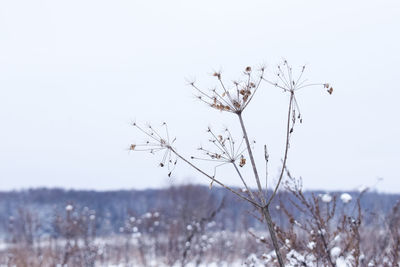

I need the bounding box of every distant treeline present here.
[0,185,398,237]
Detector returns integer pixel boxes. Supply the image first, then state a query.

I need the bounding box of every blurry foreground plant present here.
[130,60,332,266]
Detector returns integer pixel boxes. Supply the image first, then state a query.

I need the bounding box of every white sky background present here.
[0,0,399,192]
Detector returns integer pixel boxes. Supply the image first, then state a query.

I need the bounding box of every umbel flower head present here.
[263,60,333,126]
[190,62,332,118]
[190,66,265,114]
[191,127,254,189]
[130,122,177,177]
[264,60,332,93]
[191,127,248,166]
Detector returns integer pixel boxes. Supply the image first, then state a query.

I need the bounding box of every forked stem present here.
[237,112,284,266]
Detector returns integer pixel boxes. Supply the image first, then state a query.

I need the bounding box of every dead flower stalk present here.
[130,60,332,266]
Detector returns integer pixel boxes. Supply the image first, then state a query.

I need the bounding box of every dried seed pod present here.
[233,101,241,109]
[213,72,221,79]
[239,156,246,167]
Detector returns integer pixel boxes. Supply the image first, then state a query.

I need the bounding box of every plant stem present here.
[267,92,293,207]
[237,112,265,205]
[237,112,284,267]
[262,205,285,267]
[264,144,269,197]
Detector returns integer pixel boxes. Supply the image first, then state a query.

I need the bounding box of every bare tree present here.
[130,60,332,266]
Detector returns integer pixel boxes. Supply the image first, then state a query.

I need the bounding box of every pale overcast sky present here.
[0,0,399,192]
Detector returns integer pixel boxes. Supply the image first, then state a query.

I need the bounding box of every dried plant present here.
[131,122,178,177]
[130,60,331,266]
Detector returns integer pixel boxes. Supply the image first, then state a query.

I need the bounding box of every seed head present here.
[239,156,246,167]
[191,65,264,113]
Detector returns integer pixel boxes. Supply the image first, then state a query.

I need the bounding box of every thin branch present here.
[169,147,261,207]
[232,162,257,203]
[242,69,265,110]
[217,77,235,105]
[267,92,293,207]
[262,78,290,92]
[264,144,269,196]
